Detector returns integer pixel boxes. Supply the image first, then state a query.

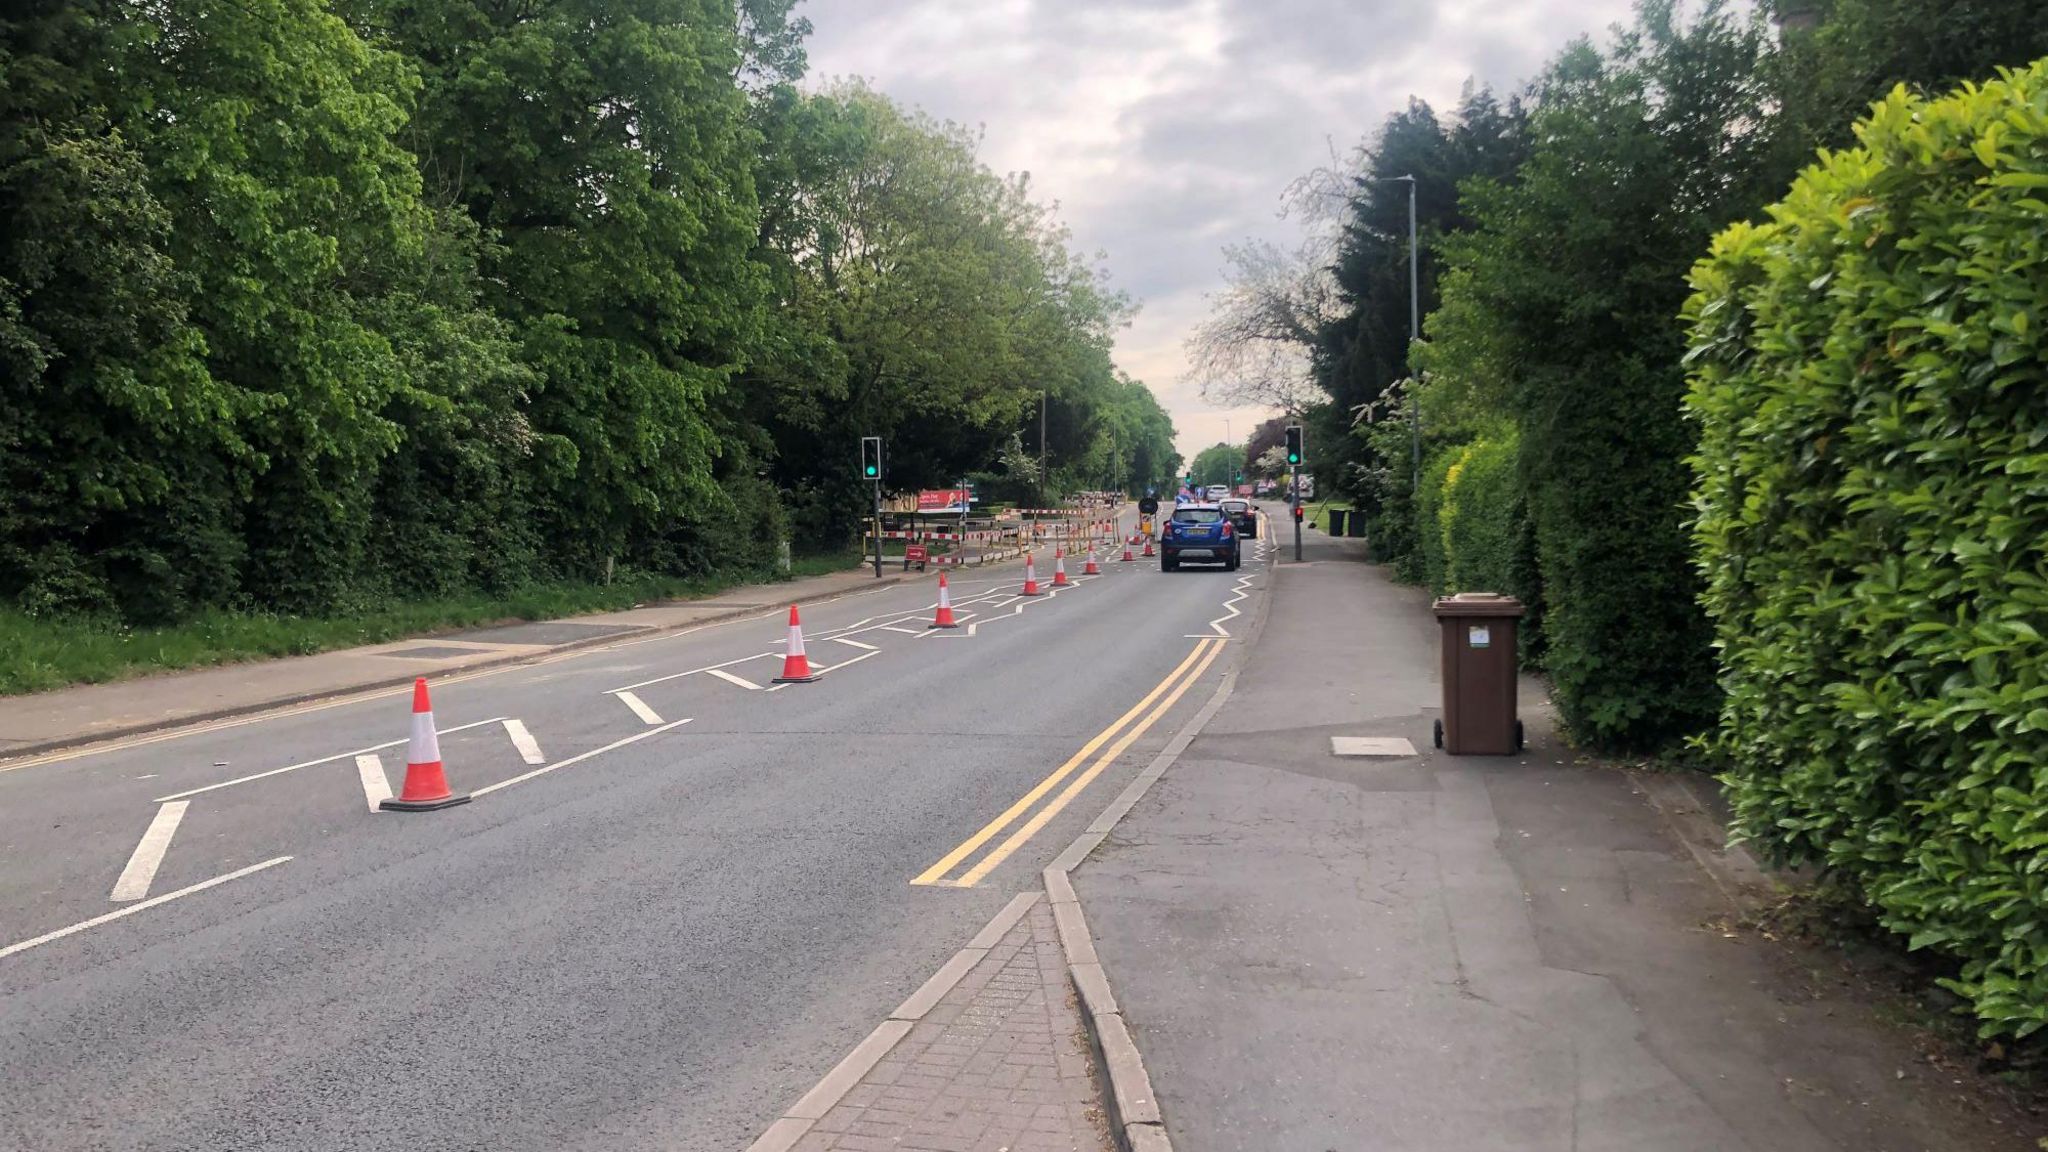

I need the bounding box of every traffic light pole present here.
[1290,464,1301,562]
[872,478,884,578]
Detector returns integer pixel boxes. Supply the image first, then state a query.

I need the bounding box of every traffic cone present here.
[380,678,470,812]
[1142,535,1156,558]
[1121,537,1135,562]
[1084,549,1100,575]
[774,605,817,683]
[930,573,959,629]
[1053,549,1071,587]
[1021,553,1042,596]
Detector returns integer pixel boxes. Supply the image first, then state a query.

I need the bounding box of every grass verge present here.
[0,553,869,696]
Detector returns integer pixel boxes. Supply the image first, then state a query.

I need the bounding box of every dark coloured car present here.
[1219,497,1256,539]
[1160,505,1240,571]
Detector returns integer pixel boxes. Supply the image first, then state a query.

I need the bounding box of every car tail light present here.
[1220,522,1234,538]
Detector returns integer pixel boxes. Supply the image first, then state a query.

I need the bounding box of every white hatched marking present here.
[502,719,545,764]
[109,802,188,902]
[706,668,764,691]
[356,754,392,811]
[616,691,665,725]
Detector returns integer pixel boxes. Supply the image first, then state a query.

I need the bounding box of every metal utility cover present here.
[1331,737,1418,757]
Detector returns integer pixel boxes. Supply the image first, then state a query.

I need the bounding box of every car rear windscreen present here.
[1173,509,1223,523]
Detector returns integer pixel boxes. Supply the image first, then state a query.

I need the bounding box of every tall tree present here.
[358,0,768,576]
[1437,0,1783,747]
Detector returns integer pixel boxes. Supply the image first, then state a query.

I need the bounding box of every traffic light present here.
[860,436,882,481]
[1234,469,1243,484]
[1285,425,1303,467]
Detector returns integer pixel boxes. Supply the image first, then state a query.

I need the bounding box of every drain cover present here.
[1331,736,1418,757]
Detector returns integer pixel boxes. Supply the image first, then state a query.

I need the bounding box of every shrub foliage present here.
[1683,64,2048,1038]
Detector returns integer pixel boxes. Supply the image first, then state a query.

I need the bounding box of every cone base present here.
[773,674,818,683]
[927,621,960,629]
[380,792,472,812]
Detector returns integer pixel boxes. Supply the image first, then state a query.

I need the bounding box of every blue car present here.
[1160,504,1241,572]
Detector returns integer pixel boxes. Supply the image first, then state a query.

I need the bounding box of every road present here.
[0,512,1274,1152]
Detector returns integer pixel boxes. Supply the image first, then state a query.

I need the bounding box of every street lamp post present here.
[1394,174,1420,494]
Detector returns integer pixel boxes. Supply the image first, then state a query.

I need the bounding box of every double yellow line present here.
[913,636,1226,888]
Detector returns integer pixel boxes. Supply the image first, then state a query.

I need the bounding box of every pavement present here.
[1074,532,2045,1151]
[764,897,1109,1152]
[0,559,938,761]
[0,506,1274,1152]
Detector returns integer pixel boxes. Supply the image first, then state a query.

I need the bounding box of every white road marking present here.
[109,801,189,902]
[816,650,879,676]
[706,668,764,691]
[355,754,392,811]
[471,719,693,797]
[611,650,778,693]
[615,691,665,725]
[880,626,924,635]
[154,717,509,802]
[829,638,879,651]
[5,856,293,962]
[501,719,545,765]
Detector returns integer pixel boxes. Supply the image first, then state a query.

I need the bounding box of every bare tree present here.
[1182,140,1359,414]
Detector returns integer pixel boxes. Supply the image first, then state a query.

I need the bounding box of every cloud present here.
[798,0,1638,456]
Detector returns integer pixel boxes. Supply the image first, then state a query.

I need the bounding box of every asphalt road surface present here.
[0,513,1275,1152]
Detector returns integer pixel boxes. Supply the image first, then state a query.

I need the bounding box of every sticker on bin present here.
[1468,624,1491,648]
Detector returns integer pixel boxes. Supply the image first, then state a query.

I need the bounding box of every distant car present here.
[1219,497,1257,539]
[1160,504,1240,572]
[1204,484,1230,502]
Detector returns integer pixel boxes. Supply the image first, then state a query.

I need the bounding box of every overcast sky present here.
[797,0,1638,460]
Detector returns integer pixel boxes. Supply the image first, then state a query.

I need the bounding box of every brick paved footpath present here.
[789,902,1111,1152]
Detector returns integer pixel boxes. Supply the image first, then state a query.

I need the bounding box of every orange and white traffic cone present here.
[774,605,817,683]
[1121,537,1135,562]
[930,573,959,629]
[380,678,470,811]
[1021,553,1042,596]
[1142,535,1156,558]
[1083,549,1100,575]
[1053,549,1070,587]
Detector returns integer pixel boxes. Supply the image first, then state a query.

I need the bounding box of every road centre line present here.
[912,639,1216,886]
[501,719,545,765]
[952,637,1226,887]
[356,754,392,811]
[154,717,509,802]
[616,691,666,725]
[3,857,292,962]
[109,801,189,902]
[705,668,764,691]
[471,718,692,797]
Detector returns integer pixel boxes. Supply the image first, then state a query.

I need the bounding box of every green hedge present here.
[1414,446,1459,593]
[1440,433,1518,596]
[1683,66,2048,1038]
